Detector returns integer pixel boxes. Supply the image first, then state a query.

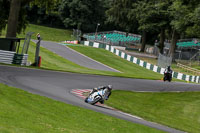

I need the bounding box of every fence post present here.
[35,39,41,67]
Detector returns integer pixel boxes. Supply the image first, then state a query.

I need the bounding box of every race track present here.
[1,65,200,132]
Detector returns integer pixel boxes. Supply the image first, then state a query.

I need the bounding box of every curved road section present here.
[32,40,120,72]
[1,65,200,132]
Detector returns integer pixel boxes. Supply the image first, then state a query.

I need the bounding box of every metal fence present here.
[21,32,34,54]
[73,29,82,41]
[178,38,199,42]
[157,53,172,68]
[175,49,200,66]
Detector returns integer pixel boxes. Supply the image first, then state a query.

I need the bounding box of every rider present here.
[92,85,112,100]
[164,66,173,81]
[164,66,173,74]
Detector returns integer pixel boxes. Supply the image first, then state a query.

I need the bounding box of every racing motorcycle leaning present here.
[85,85,112,105]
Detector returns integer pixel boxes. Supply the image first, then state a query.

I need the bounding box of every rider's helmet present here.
[107,85,112,91]
[167,66,172,72]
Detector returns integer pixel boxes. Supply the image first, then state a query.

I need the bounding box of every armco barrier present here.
[0,50,28,66]
[81,41,200,83]
[12,54,28,65]
[0,50,15,64]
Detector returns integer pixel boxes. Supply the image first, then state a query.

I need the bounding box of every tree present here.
[6,0,59,38]
[154,0,171,54]
[0,0,9,36]
[106,0,135,32]
[26,3,63,28]
[133,0,161,52]
[184,2,200,38]
[168,0,200,58]
[106,0,164,52]
[6,0,21,37]
[59,0,106,32]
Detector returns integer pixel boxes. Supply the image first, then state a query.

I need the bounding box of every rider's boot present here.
[100,100,104,104]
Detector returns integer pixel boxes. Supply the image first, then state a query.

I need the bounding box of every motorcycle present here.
[85,88,111,105]
[163,71,172,82]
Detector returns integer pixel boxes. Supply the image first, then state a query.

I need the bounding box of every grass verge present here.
[68,45,165,80]
[1,24,199,77]
[139,57,200,76]
[0,83,165,133]
[105,90,200,133]
[20,41,164,80]
[26,41,121,76]
[2,24,197,79]
[21,24,73,42]
[1,24,73,42]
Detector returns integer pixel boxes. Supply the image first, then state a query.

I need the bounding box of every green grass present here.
[106,90,200,133]
[19,24,73,42]
[68,45,164,80]
[1,24,200,77]
[1,24,198,78]
[1,24,73,42]
[1,24,199,133]
[22,41,163,80]
[0,83,165,133]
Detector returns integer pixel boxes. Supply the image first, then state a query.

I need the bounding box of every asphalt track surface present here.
[1,65,200,133]
[32,40,119,72]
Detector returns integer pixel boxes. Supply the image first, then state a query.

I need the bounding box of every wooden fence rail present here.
[177,63,200,75]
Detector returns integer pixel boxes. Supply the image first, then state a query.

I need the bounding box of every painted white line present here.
[71,90,84,93]
[79,96,86,98]
[117,111,143,120]
[74,92,84,95]
[71,90,91,93]
[72,92,84,94]
[135,91,184,93]
[71,89,89,97]
[72,89,91,92]
[66,46,122,73]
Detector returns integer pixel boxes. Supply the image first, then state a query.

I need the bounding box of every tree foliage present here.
[0,0,10,35]
[59,0,106,32]
[106,0,135,31]
[5,0,61,37]
[106,0,200,55]
[2,0,200,56]
[169,0,200,37]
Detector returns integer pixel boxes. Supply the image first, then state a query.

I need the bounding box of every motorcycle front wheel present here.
[90,96,102,105]
[85,95,102,105]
